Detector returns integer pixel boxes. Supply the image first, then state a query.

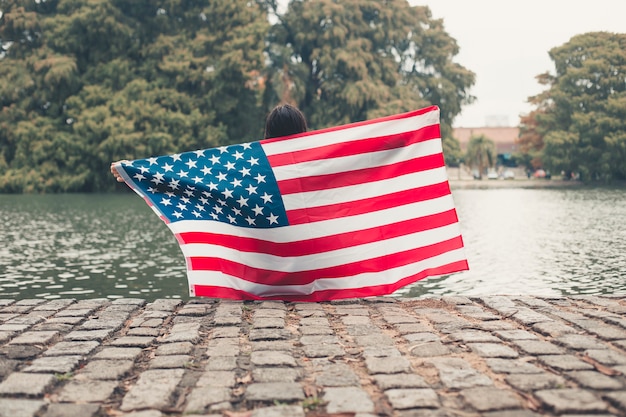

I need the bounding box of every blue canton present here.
[123,142,289,228]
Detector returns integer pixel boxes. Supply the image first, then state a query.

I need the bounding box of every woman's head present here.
[264,104,308,139]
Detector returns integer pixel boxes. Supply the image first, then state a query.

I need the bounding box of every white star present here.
[185,159,197,169]
[254,173,266,183]
[172,211,183,219]
[168,179,180,190]
[225,161,236,170]
[123,160,133,166]
[171,154,182,162]
[233,207,242,216]
[252,205,264,216]
[195,204,205,212]
[210,212,219,220]
[267,213,279,225]
[227,214,237,224]
[165,191,175,197]
[177,203,187,211]
[245,216,256,225]
[233,150,244,160]
[242,143,252,149]
[147,157,158,165]
[183,189,195,197]
[177,170,188,178]
[181,196,190,204]
[216,172,228,181]
[192,210,202,218]
[246,184,258,195]
[138,166,150,173]
[209,155,220,165]
[147,187,157,194]
[247,156,259,166]
[201,166,212,175]
[192,176,203,184]
[162,162,174,172]
[261,192,273,203]
[218,198,227,206]
[133,173,145,181]
[213,205,223,214]
[239,167,251,177]
[231,178,242,188]
[222,188,234,199]
[237,196,249,207]
[194,150,205,157]
[151,172,165,185]
[199,196,209,205]
[161,198,172,206]
[207,182,218,191]
[218,146,228,153]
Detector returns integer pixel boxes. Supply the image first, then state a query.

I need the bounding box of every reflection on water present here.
[1,187,625,301]
[401,187,626,297]
[0,193,187,301]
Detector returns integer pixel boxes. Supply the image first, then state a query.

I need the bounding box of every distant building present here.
[452,127,520,154]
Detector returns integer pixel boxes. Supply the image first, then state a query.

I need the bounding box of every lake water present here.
[1,186,625,301]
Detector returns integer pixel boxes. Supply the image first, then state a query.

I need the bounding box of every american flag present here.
[114,105,468,301]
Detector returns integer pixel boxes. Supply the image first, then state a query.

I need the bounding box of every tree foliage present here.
[0,0,473,192]
[464,134,495,179]
[520,32,626,182]
[0,0,270,192]
[264,0,474,165]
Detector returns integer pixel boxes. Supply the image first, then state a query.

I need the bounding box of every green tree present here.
[524,32,626,182]
[263,0,474,164]
[465,134,495,179]
[0,0,269,192]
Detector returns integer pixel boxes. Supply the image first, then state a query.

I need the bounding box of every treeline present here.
[518,32,626,182]
[0,0,475,193]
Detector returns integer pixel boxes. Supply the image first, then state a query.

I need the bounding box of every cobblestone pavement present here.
[1,295,626,417]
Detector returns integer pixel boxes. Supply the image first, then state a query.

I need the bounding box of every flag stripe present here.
[270,136,442,186]
[285,179,451,225]
[266,124,441,168]
[183,222,463,274]
[261,105,440,154]
[178,208,459,257]
[276,151,444,196]
[169,194,458,242]
[188,253,468,301]
[191,261,468,302]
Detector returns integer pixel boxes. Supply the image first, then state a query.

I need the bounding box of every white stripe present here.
[271,138,443,182]
[281,166,448,210]
[181,222,463,272]
[168,194,457,243]
[186,247,465,297]
[262,108,440,156]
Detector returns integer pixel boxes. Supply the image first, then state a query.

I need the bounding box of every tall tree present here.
[464,134,495,179]
[263,0,474,164]
[0,0,269,192]
[524,32,626,182]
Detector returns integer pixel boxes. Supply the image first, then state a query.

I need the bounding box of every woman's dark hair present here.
[264,104,308,139]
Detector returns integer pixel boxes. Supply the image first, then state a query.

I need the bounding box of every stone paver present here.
[0,296,624,417]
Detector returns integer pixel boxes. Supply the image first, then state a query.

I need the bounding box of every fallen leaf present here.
[582,354,622,376]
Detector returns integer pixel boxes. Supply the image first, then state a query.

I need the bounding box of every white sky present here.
[412,0,626,127]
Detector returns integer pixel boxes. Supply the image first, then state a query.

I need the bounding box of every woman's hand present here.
[110,161,128,182]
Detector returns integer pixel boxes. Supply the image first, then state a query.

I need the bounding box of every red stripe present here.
[189,235,465,286]
[278,152,444,195]
[286,181,451,225]
[178,209,459,257]
[261,105,439,146]
[266,125,440,167]
[192,259,468,302]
